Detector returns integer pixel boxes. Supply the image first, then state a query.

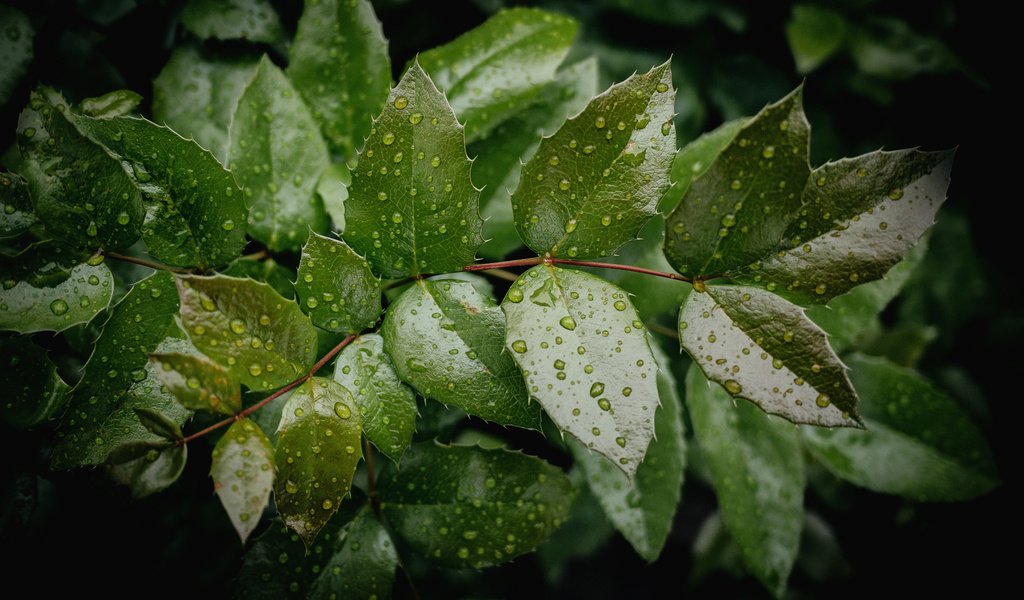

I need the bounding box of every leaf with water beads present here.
[212,418,276,543]
[181,0,282,43]
[660,117,747,214]
[106,443,187,500]
[0,171,36,238]
[0,336,70,429]
[295,231,381,335]
[150,352,241,415]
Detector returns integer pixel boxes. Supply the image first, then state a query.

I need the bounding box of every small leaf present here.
[222,256,296,300]
[177,274,318,391]
[0,337,70,429]
[0,5,33,105]
[228,56,330,252]
[419,7,578,142]
[512,60,676,259]
[133,406,183,440]
[211,418,276,543]
[274,377,362,546]
[295,232,381,334]
[501,265,659,477]
[106,443,187,499]
[287,0,391,158]
[333,333,416,463]
[0,171,36,238]
[79,90,142,119]
[661,117,747,214]
[785,5,848,74]
[379,442,576,568]
[382,279,539,430]
[149,352,241,415]
[307,508,398,599]
[346,62,484,278]
[802,354,998,501]
[686,364,806,598]
[181,0,282,43]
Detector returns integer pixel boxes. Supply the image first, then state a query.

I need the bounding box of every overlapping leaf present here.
[0,336,70,428]
[106,443,188,499]
[307,508,398,599]
[0,171,35,237]
[211,418,275,543]
[181,0,282,43]
[79,90,142,119]
[150,352,241,415]
[295,232,381,334]
[660,117,746,213]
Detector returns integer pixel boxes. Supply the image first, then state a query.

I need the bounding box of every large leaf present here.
[307,507,398,599]
[228,56,330,252]
[149,351,241,415]
[181,0,282,43]
[287,0,390,158]
[660,117,747,214]
[211,418,276,543]
[0,337,70,429]
[686,364,806,598]
[382,279,539,430]
[419,8,578,142]
[0,5,33,105]
[512,61,676,259]
[802,354,998,501]
[177,274,318,391]
[501,265,659,477]
[0,171,36,238]
[333,333,416,463]
[295,232,381,335]
[680,284,860,427]
[274,377,362,546]
[346,62,484,278]
[379,442,576,568]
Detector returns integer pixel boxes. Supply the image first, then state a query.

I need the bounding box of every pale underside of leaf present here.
[212,418,276,543]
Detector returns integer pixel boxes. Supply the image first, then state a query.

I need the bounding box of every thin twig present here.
[649,322,680,340]
[476,267,519,283]
[464,255,695,283]
[462,256,543,271]
[103,250,194,275]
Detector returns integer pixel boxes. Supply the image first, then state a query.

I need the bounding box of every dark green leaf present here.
[181,0,282,43]
[347,62,484,278]
[382,279,539,430]
[150,351,241,415]
[802,354,998,501]
[513,60,676,259]
[502,265,659,477]
[0,337,70,429]
[287,0,391,158]
[295,232,381,334]
[379,442,576,568]
[307,508,398,600]
[661,117,746,214]
[0,171,36,238]
[274,377,362,546]
[0,6,33,105]
[228,56,330,252]
[536,471,615,583]
[848,17,959,80]
[785,5,848,74]
[211,418,276,543]
[596,0,745,28]
[419,8,578,142]
[177,274,318,391]
[106,443,187,499]
[222,256,296,300]
[133,406,183,439]
[686,364,805,598]
[79,90,142,119]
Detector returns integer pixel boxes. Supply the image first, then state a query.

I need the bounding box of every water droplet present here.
[559,315,576,330]
[559,179,570,191]
[601,215,612,226]
[724,379,742,394]
[564,219,577,233]
[816,394,831,408]
[334,402,351,419]
[772,358,784,369]
[391,212,404,224]
[815,283,827,295]
[613,300,626,311]
[591,427,601,436]
[511,340,528,353]
[615,436,626,448]
[409,112,423,125]
[382,132,395,145]
[49,299,69,316]
[507,288,523,303]
[595,116,606,129]
[589,382,605,398]
[117,212,130,225]
[285,480,298,494]
[463,530,478,540]
[431,155,440,167]
[393,96,408,110]
[661,122,672,136]
[598,398,611,411]
[783,331,795,343]
[888,188,904,200]
[230,318,246,334]
[248,364,262,377]
[656,82,669,93]
[762,145,776,159]
[222,219,235,231]
[306,297,319,309]
[322,499,333,510]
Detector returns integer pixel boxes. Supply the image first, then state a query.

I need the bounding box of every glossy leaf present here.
[177,274,318,391]
[295,232,381,334]
[0,5,33,105]
[502,265,659,477]
[661,117,746,213]
[222,256,296,300]
[274,377,362,546]
[382,279,539,430]
[79,90,142,119]
[106,443,187,499]
[150,351,241,415]
[333,333,416,463]
[379,442,576,568]
[0,171,36,238]
[307,508,398,600]
[0,337,70,429]
[228,56,330,252]
[419,8,578,142]
[687,364,805,598]
[802,354,998,501]
[318,162,350,232]
[346,62,484,278]
[133,406,183,440]
[513,60,676,259]
[181,0,282,43]
[786,5,848,74]
[211,418,276,543]
[287,0,391,158]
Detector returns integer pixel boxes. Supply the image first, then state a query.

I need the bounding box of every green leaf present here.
[333,333,416,463]
[152,44,258,161]
[379,442,576,568]
[679,284,860,427]
[536,471,615,583]
[177,274,318,391]
[570,338,685,561]
[0,5,33,105]
[211,418,276,543]
[346,62,484,278]
[274,377,362,546]
[661,117,747,214]
[228,56,330,252]
[79,90,142,119]
[0,242,114,333]
[106,443,187,499]
[686,364,805,598]
[17,87,144,250]
[785,5,848,74]
[0,171,36,238]
[295,232,381,334]
[133,406,183,440]
[802,354,998,501]
[382,279,539,430]
[307,508,398,600]
[181,0,282,43]
[74,115,249,269]
[318,162,350,233]
[664,88,810,278]
[847,17,959,80]
[501,265,659,477]
[512,60,676,259]
[419,8,578,142]
[149,352,241,415]
[222,256,296,300]
[287,0,391,158]
[0,337,70,429]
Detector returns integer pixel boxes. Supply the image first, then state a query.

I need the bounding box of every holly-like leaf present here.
[222,256,296,300]
[786,5,848,74]
[680,284,860,427]
[228,56,330,252]
[274,377,362,546]
[333,333,416,462]
[211,418,276,543]
[379,442,576,568]
[0,242,114,333]
[106,443,187,499]
[295,232,381,334]
[307,507,398,599]
[512,60,676,259]
[80,90,142,119]
[686,364,806,598]
[17,87,144,250]
[346,62,484,278]
[0,171,36,238]
[382,279,539,430]
[802,354,998,501]
[0,337,70,429]
[419,8,578,142]
[501,265,659,477]
[660,117,747,214]
[149,352,241,415]
[181,0,282,43]
[0,5,33,105]
[177,274,318,391]
[287,0,391,158]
